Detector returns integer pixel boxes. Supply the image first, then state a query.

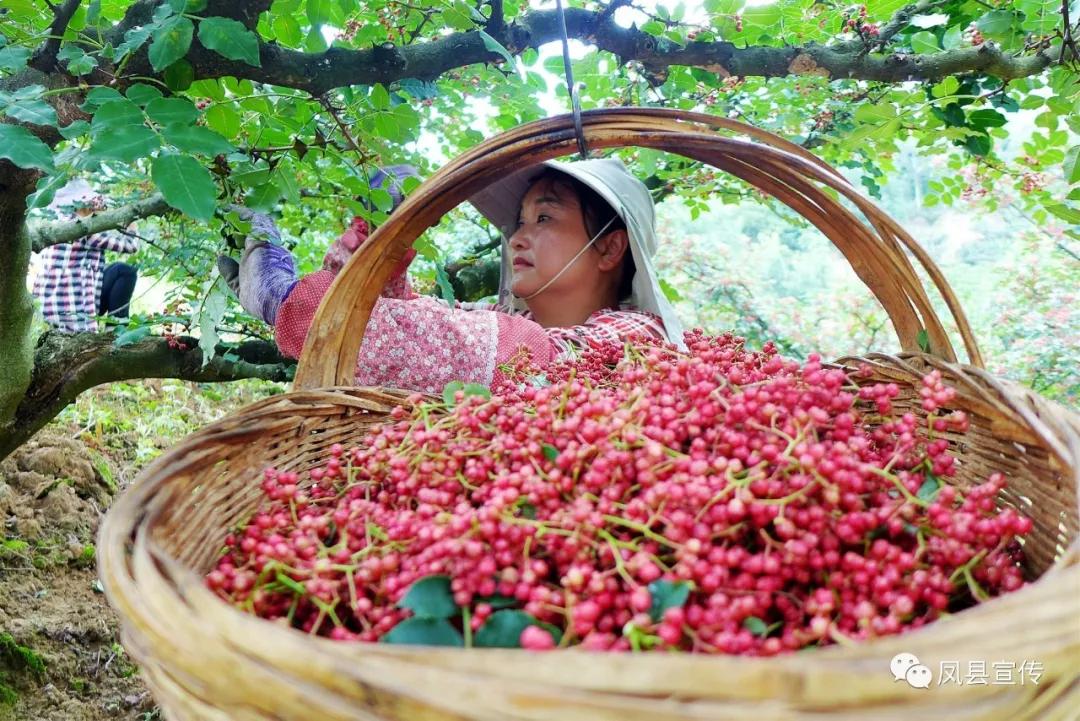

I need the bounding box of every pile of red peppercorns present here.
[208,331,1031,654]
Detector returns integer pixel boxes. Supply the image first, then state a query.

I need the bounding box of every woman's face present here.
[507,179,598,300]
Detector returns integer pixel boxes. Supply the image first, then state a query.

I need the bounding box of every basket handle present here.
[294,109,982,390]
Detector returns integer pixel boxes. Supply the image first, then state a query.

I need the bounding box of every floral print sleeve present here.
[275,274,666,393]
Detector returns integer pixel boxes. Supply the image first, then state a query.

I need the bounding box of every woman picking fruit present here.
[218,158,685,393]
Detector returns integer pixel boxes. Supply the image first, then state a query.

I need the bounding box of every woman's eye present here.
[537,214,550,223]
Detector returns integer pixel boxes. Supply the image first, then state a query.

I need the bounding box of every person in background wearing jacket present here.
[32,179,139,333]
[219,159,684,393]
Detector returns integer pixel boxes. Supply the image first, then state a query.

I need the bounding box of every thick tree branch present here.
[0,331,293,461]
[107,6,1057,95]
[28,193,172,252]
[29,0,82,73]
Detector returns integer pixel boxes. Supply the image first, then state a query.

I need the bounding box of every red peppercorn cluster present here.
[208,331,1032,654]
[163,332,189,352]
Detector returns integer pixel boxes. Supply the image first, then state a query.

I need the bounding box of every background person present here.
[32,179,139,333]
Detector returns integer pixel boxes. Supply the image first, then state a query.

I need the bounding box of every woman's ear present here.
[596,229,629,272]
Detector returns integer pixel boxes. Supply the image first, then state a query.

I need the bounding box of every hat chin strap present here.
[518,215,617,302]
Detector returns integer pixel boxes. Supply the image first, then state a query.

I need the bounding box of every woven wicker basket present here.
[99,109,1080,721]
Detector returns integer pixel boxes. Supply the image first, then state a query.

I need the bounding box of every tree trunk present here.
[0,164,38,425]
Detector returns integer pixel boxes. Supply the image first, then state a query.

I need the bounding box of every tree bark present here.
[0,332,294,461]
[0,163,40,426]
[91,3,1058,96]
[28,193,172,252]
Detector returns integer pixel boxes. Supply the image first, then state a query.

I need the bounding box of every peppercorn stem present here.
[598,531,636,586]
[601,515,683,550]
[462,606,473,648]
[862,465,928,507]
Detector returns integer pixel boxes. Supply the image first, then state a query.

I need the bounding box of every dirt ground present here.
[0,378,281,720]
[0,429,156,720]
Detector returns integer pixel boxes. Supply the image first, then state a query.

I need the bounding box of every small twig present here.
[597,0,632,26]
[1055,242,1080,263]
[30,0,83,72]
[120,229,201,278]
[1061,0,1078,65]
[316,96,365,156]
[487,0,504,31]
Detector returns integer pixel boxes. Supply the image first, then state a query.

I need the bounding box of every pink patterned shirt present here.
[275,268,667,394]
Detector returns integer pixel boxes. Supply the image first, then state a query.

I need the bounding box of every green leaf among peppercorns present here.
[647,580,691,622]
[382,618,464,646]
[399,575,457,619]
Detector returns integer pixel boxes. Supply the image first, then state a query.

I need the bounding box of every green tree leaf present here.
[198,17,261,66]
[854,103,897,123]
[145,96,199,126]
[478,30,515,67]
[443,380,464,407]
[115,25,152,61]
[743,616,768,636]
[968,109,1007,129]
[909,31,940,54]
[81,86,123,112]
[113,326,152,347]
[370,83,391,111]
[435,262,456,303]
[931,76,959,99]
[272,14,302,46]
[57,44,97,75]
[148,16,194,71]
[4,99,57,127]
[205,104,240,137]
[1046,203,1080,224]
[917,328,931,353]
[976,10,1021,48]
[382,618,464,646]
[273,165,301,203]
[58,120,90,139]
[126,83,164,106]
[463,383,491,400]
[162,124,235,155]
[647,579,691,622]
[92,126,160,163]
[195,276,228,366]
[90,98,143,132]
[0,46,30,73]
[917,474,941,502]
[0,125,54,171]
[27,172,70,210]
[475,610,540,648]
[399,78,439,100]
[1064,145,1080,184]
[306,0,343,27]
[964,132,992,157]
[163,58,195,91]
[398,575,458,619]
[152,152,218,221]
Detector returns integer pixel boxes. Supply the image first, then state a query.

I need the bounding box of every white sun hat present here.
[469,157,685,349]
[48,178,98,211]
